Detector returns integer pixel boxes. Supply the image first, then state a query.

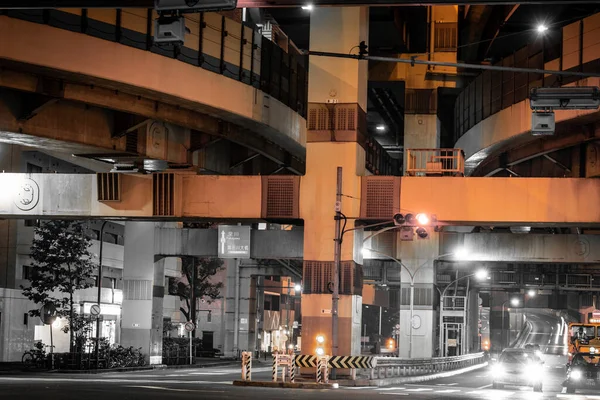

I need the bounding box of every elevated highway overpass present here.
[1,4,600,364]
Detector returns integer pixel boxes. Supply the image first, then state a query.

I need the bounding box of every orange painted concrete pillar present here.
[300,6,369,356]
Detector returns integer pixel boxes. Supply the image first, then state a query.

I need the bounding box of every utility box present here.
[531,112,555,136]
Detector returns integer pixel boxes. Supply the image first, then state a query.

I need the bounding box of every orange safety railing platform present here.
[405,149,465,177]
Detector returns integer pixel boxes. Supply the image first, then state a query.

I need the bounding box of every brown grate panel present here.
[153,173,175,216]
[261,176,300,219]
[126,131,138,153]
[304,261,362,295]
[97,173,121,202]
[365,178,395,219]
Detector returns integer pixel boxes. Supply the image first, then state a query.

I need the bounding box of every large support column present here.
[397,233,439,358]
[223,258,253,357]
[121,221,165,365]
[301,6,369,357]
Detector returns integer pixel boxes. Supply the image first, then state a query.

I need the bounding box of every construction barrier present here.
[241,351,252,381]
[272,353,294,382]
[317,355,329,383]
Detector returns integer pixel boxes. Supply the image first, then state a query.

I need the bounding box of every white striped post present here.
[289,355,296,382]
[272,354,277,382]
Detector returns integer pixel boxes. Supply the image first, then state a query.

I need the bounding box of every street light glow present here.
[511,298,520,306]
[301,4,313,10]
[528,289,536,297]
[362,248,370,258]
[537,24,548,34]
[475,269,488,280]
[294,284,302,292]
[376,125,386,131]
[454,247,468,260]
[316,335,325,344]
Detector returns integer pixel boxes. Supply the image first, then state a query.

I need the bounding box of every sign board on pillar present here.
[218,225,251,259]
[591,310,600,323]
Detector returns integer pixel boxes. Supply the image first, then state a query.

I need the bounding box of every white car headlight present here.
[571,370,582,380]
[491,365,505,376]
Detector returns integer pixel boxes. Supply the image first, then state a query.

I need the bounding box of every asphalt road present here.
[0,311,595,400]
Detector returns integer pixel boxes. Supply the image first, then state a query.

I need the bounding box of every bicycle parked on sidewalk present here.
[22,342,51,370]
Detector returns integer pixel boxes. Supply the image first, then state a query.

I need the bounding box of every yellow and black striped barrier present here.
[294,354,375,369]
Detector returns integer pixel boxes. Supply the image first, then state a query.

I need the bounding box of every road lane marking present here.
[376,387,405,391]
[435,390,461,393]
[477,384,492,389]
[405,388,433,392]
[126,386,193,392]
[379,393,408,396]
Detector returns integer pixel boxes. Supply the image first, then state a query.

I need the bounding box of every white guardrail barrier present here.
[370,352,486,379]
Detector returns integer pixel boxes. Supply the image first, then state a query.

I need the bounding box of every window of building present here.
[26,163,43,173]
[102,232,118,244]
[167,277,179,295]
[24,219,40,228]
[23,313,28,325]
[434,22,457,52]
[22,265,33,280]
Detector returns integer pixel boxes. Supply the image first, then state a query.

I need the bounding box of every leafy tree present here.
[170,257,224,335]
[21,220,95,352]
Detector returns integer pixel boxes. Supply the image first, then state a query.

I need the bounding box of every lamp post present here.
[94,220,108,369]
[438,268,488,357]
[502,298,520,349]
[363,248,456,358]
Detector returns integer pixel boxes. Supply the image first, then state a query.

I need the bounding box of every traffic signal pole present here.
[332,166,342,380]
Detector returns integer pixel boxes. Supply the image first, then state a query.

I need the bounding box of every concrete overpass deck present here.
[0,11,307,174]
[2,173,600,226]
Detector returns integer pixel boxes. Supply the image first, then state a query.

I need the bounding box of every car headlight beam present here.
[571,370,582,380]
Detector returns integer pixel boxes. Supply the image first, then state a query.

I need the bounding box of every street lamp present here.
[502,298,520,349]
[438,267,489,357]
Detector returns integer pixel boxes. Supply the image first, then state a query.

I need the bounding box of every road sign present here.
[39,303,57,325]
[218,225,251,259]
[184,321,195,332]
[90,304,101,317]
[281,334,289,342]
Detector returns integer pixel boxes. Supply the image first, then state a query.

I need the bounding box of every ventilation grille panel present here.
[97,173,121,202]
[123,279,152,300]
[303,261,362,296]
[261,176,299,219]
[364,177,395,219]
[153,173,175,216]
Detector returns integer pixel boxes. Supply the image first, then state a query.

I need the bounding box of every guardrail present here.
[371,352,485,379]
[405,149,465,177]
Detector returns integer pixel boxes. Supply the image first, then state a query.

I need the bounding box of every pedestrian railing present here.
[371,352,486,379]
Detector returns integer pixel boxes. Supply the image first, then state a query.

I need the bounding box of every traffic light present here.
[392,213,436,240]
[358,41,368,58]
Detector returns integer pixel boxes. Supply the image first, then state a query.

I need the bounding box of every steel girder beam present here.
[0,66,304,174]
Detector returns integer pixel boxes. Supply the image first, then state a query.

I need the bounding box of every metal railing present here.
[442,296,466,311]
[405,149,465,177]
[371,352,485,379]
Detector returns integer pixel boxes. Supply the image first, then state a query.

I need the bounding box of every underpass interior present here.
[1,1,600,400]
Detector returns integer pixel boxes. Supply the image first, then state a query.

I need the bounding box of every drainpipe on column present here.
[233,258,240,358]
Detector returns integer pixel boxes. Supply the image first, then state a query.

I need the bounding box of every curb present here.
[233,380,337,389]
[27,361,239,374]
[366,362,489,387]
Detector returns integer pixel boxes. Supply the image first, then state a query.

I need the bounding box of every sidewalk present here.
[0,357,240,375]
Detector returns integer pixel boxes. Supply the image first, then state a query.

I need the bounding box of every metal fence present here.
[371,352,485,379]
[405,148,465,176]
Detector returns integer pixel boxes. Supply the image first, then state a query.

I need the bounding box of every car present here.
[563,352,600,394]
[525,343,543,357]
[491,348,544,392]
